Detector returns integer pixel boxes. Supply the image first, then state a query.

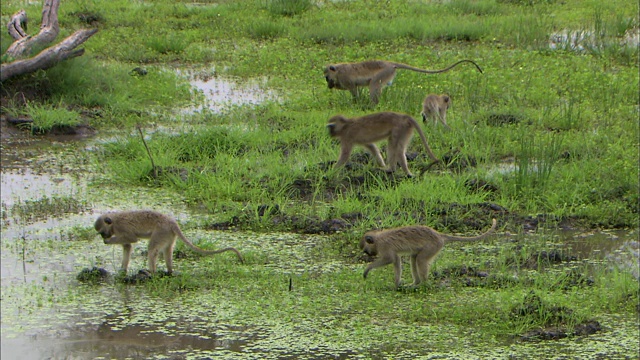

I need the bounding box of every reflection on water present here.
[562,229,639,279]
[181,68,278,113]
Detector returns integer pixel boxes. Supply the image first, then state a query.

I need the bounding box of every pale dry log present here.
[7,10,28,39]
[6,0,60,58]
[1,0,97,82]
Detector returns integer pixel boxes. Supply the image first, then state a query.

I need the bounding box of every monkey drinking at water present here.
[360,219,497,288]
[94,210,244,274]
[327,111,439,177]
[324,59,483,105]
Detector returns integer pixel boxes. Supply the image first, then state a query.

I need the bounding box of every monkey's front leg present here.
[363,256,393,280]
[120,244,133,272]
[335,144,354,168]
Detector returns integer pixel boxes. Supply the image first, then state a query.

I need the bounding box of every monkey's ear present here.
[365,235,375,244]
[329,65,336,72]
[104,216,112,225]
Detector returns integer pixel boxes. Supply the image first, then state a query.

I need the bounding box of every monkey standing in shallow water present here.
[327,111,439,177]
[421,94,451,129]
[324,59,483,105]
[94,210,244,274]
[360,219,497,288]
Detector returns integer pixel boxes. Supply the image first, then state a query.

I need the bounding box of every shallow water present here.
[180,68,278,113]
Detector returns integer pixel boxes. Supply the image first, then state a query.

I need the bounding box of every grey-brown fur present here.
[327,111,439,177]
[324,59,483,104]
[360,219,497,287]
[421,94,451,129]
[94,210,243,274]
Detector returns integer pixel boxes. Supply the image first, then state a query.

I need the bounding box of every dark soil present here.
[511,292,603,341]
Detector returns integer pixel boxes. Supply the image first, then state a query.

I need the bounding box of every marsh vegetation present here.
[1,0,638,358]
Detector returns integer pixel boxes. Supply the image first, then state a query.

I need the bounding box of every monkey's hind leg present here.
[364,143,386,168]
[415,250,439,286]
[368,67,396,104]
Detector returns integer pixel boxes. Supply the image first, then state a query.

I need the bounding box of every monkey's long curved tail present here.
[395,59,484,74]
[442,218,497,242]
[177,230,245,263]
[408,116,439,163]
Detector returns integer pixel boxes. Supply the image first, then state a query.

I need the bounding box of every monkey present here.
[421,94,451,130]
[94,210,244,274]
[324,59,483,105]
[360,218,497,288]
[327,111,439,177]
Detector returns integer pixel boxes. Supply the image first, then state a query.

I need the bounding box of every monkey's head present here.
[324,65,338,89]
[360,233,378,257]
[442,94,451,107]
[94,214,114,241]
[327,115,348,138]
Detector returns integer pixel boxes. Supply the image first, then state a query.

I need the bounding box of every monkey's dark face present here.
[94,217,114,241]
[324,66,337,88]
[360,235,378,256]
[327,116,347,137]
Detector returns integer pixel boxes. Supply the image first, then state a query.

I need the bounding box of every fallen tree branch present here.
[1,0,97,82]
[1,28,98,82]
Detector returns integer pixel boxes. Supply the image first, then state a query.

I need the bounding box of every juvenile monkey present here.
[327,111,439,177]
[421,94,451,129]
[324,59,483,105]
[94,210,244,274]
[360,218,497,288]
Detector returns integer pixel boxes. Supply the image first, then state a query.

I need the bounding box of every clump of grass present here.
[20,103,81,134]
[247,21,286,40]
[267,0,312,17]
[146,34,189,54]
[514,131,563,195]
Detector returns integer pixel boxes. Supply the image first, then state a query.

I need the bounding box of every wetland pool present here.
[1,97,638,359]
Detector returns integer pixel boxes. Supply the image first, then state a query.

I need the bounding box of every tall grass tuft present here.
[247,21,286,40]
[267,0,312,17]
[515,131,563,195]
[21,102,81,134]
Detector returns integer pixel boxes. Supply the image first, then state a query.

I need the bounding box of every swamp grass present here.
[0,0,638,356]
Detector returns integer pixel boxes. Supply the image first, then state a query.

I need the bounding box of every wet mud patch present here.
[1,114,97,138]
[513,293,602,342]
[77,267,111,283]
[430,264,524,289]
[208,206,362,234]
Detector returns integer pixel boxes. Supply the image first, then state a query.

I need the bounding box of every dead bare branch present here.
[1,0,97,82]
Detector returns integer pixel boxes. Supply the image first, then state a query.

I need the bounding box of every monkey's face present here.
[360,234,378,257]
[327,116,347,137]
[94,216,114,241]
[324,65,337,89]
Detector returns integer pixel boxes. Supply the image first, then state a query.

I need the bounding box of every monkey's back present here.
[371,225,445,253]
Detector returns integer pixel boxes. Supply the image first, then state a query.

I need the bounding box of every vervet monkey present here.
[421,94,451,129]
[360,218,497,288]
[327,111,439,177]
[324,59,483,104]
[94,210,244,274]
